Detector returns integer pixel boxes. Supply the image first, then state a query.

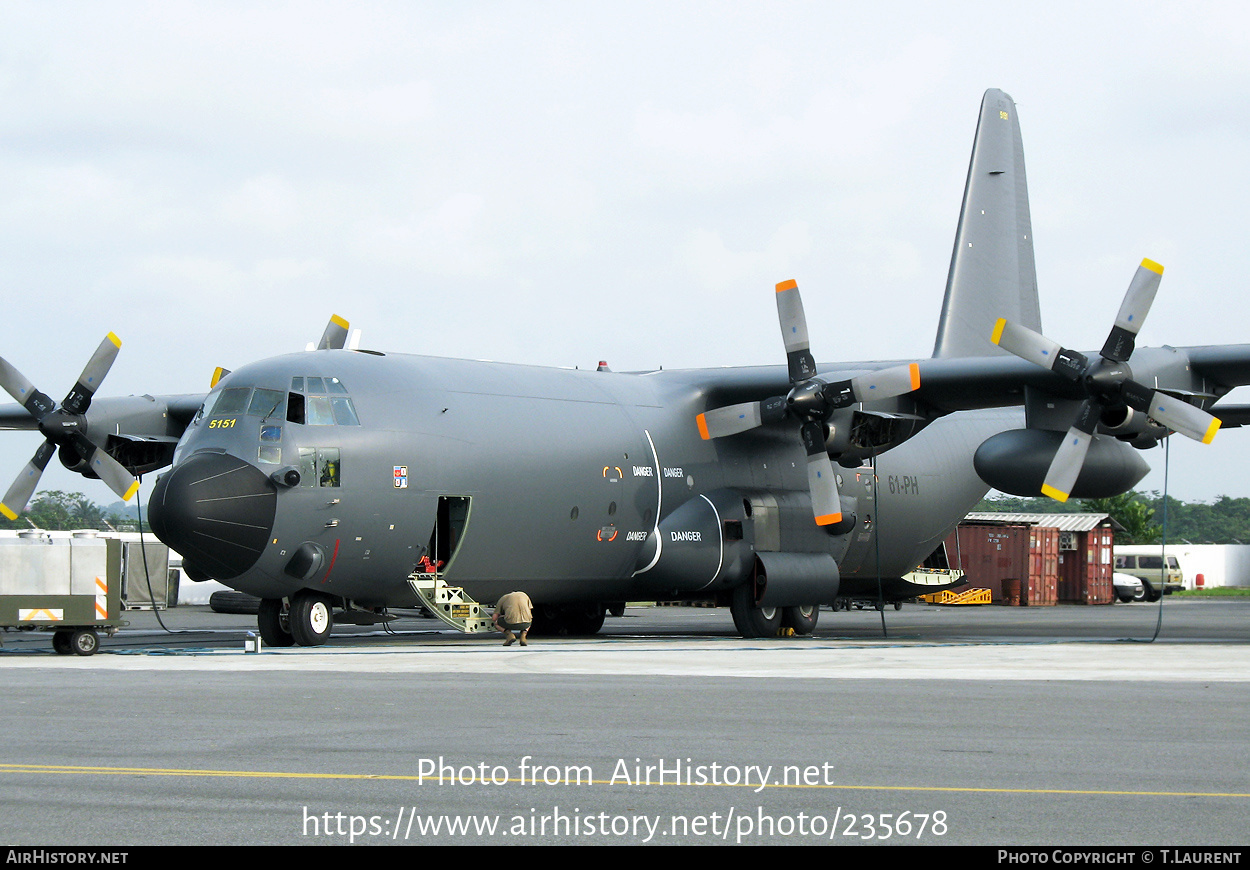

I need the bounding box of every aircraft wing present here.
[1208,406,1250,428]
[913,344,1250,414]
[1184,345,1250,390]
[0,406,39,430]
[912,354,1082,412]
[0,395,202,432]
[674,343,1250,419]
[158,394,208,430]
[0,392,206,478]
[0,393,206,434]
[680,341,1250,502]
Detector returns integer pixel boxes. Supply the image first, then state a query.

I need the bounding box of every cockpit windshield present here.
[208,387,287,420]
[209,388,250,416]
[205,379,360,426]
[248,389,285,418]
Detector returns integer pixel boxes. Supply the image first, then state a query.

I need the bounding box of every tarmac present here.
[1,599,1247,846]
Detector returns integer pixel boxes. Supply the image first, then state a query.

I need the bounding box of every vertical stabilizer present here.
[932,89,1042,358]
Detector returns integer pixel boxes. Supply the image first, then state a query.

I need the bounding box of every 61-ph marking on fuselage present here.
[887,474,920,495]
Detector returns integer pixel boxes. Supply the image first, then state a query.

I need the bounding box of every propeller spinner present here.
[992,259,1220,502]
[696,280,921,526]
[0,334,139,519]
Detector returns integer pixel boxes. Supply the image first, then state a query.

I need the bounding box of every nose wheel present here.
[257,598,295,647]
[288,590,334,646]
[258,592,334,646]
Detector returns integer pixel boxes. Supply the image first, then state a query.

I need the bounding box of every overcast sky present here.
[2,1,1249,505]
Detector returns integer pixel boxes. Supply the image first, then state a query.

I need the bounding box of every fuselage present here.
[147,348,1008,608]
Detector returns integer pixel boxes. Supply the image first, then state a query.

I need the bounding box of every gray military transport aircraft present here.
[4,89,1250,645]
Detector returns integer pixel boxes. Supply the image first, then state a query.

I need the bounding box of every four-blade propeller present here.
[0,334,139,520]
[992,258,1221,501]
[696,279,921,527]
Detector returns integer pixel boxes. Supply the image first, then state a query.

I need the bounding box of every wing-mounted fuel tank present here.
[973,428,1149,498]
[633,488,850,602]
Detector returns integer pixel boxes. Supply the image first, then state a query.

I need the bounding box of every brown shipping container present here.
[1028,527,1059,605]
[945,524,1059,606]
[1057,526,1115,604]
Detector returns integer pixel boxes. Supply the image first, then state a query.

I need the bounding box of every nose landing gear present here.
[257,590,335,647]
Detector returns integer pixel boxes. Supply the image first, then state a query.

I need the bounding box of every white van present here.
[1112,547,1183,600]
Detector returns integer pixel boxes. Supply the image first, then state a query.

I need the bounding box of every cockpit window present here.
[319,448,340,487]
[331,396,359,426]
[306,396,336,426]
[286,377,360,426]
[299,447,340,488]
[208,387,288,419]
[247,389,285,419]
[210,388,251,416]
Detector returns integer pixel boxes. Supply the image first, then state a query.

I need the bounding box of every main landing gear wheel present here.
[258,598,295,647]
[531,603,606,636]
[781,604,819,635]
[288,590,334,646]
[730,582,782,638]
[565,603,606,635]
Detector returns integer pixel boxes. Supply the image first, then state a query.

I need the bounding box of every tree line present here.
[0,491,142,533]
[976,491,1250,545]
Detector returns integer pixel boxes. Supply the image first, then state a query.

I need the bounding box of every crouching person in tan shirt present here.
[492,591,533,647]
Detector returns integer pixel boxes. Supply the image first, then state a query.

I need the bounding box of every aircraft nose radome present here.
[148,452,277,580]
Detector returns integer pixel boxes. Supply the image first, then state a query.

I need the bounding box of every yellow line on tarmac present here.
[1,763,1247,799]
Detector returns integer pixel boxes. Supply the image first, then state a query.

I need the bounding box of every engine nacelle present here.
[753,551,840,607]
[825,408,926,466]
[974,428,1150,498]
[58,443,94,476]
[633,490,755,596]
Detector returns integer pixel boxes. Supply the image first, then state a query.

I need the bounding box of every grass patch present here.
[1173,587,1250,597]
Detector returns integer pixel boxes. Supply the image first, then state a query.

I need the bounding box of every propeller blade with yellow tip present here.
[1101,258,1164,362]
[991,257,1220,502]
[0,441,56,520]
[62,332,122,415]
[317,314,351,351]
[0,333,138,513]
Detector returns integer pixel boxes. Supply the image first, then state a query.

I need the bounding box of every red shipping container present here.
[945,524,1058,606]
[1057,527,1115,604]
